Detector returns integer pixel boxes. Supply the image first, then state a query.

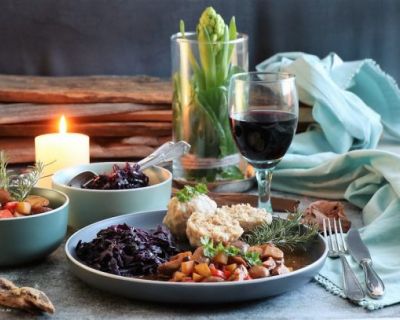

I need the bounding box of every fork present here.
[323,218,365,302]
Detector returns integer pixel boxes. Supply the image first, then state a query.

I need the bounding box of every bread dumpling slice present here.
[163,194,217,239]
[186,209,244,247]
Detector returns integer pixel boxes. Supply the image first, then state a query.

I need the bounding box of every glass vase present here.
[171,32,248,182]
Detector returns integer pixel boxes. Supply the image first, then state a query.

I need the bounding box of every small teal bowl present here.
[52,162,172,230]
[0,187,69,267]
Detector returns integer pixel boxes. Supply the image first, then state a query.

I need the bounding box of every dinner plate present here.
[65,210,328,304]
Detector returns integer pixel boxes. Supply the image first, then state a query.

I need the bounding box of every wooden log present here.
[83,110,172,123]
[120,136,171,146]
[91,143,155,159]
[0,122,172,137]
[0,103,170,124]
[0,138,163,163]
[0,138,35,163]
[0,75,171,104]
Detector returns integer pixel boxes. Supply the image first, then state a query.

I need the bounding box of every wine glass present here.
[228,72,298,212]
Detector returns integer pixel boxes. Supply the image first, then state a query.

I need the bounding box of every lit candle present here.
[35,115,90,188]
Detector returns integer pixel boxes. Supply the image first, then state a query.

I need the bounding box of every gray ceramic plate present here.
[65,210,327,304]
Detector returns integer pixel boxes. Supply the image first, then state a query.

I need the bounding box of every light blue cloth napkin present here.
[257,52,400,155]
[273,150,400,310]
[257,53,400,309]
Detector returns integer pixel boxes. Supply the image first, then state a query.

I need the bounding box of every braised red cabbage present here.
[82,163,149,190]
[76,224,178,276]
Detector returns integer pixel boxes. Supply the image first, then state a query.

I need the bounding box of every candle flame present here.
[59,115,67,134]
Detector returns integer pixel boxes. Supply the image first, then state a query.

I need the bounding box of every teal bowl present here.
[0,187,69,267]
[52,162,172,230]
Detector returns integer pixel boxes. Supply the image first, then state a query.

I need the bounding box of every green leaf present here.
[229,16,237,41]
[244,251,262,266]
[217,25,230,84]
[201,237,216,258]
[199,26,216,89]
[227,17,237,65]
[179,20,185,35]
[176,183,208,202]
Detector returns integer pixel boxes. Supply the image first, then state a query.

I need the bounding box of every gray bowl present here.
[52,162,172,230]
[0,187,69,267]
[66,210,328,303]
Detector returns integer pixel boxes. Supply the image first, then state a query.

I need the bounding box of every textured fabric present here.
[257,53,400,309]
[272,150,400,310]
[257,52,400,155]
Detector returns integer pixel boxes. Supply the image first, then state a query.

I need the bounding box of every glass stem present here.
[256,168,274,213]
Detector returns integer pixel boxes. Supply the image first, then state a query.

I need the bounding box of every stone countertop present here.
[1,194,400,320]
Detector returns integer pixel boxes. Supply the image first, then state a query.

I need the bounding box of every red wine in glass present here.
[230,110,297,169]
[228,72,299,212]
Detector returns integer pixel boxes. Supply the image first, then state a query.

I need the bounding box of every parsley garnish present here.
[176,183,208,202]
[244,251,262,266]
[200,237,262,266]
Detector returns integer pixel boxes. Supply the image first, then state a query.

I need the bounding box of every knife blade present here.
[347,229,385,299]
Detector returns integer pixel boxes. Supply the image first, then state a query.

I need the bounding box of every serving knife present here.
[347,229,385,299]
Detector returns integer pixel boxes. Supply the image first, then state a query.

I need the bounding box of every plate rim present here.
[65,209,328,287]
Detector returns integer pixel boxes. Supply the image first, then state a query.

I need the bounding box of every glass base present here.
[173,158,245,182]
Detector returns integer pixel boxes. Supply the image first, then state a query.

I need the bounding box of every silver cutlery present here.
[323,218,365,302]
[347,228,385,299]
[68,141,190,188]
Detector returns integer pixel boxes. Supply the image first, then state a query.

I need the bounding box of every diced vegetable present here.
[261,244,284,260]
[262,257,277,270]
[233,264,249,281]
[16,201,31,215]
[209,264,226,279]
[249,265,270,279]
[213,252,228,265]
[4,201,18,212]
[192,272,203,282]
[0,189,12,204]
[171,271,187,282]
[225,263,237,272]
[0,209,13,218]
[181,260,195,275]
[202,276,225,282]
[25,195,49,209]
[194,263,211,277]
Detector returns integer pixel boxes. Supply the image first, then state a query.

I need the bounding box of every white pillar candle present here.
[35,115,90,188]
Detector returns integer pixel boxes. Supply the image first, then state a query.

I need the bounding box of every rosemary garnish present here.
[0,151,9,190]
[241,211,318,251]
[0,150,46,202]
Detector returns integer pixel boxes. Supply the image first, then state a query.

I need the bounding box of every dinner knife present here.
[346,229,385,299]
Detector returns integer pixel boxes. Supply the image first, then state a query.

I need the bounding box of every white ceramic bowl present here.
[52,162,172,230]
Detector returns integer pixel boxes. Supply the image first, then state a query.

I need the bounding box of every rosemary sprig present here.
[0,150,46,202]
[241,211,318,251]
[0,151,9,190]
[8,162,45,202]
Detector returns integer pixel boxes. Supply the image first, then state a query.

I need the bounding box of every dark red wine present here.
[229,110,297,168]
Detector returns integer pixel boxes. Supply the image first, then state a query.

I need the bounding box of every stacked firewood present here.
[0,75,173,163]
[0,74,313,164]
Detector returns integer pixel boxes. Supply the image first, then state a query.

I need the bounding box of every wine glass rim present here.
[231,71,295,83]
[171,32,248,45]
